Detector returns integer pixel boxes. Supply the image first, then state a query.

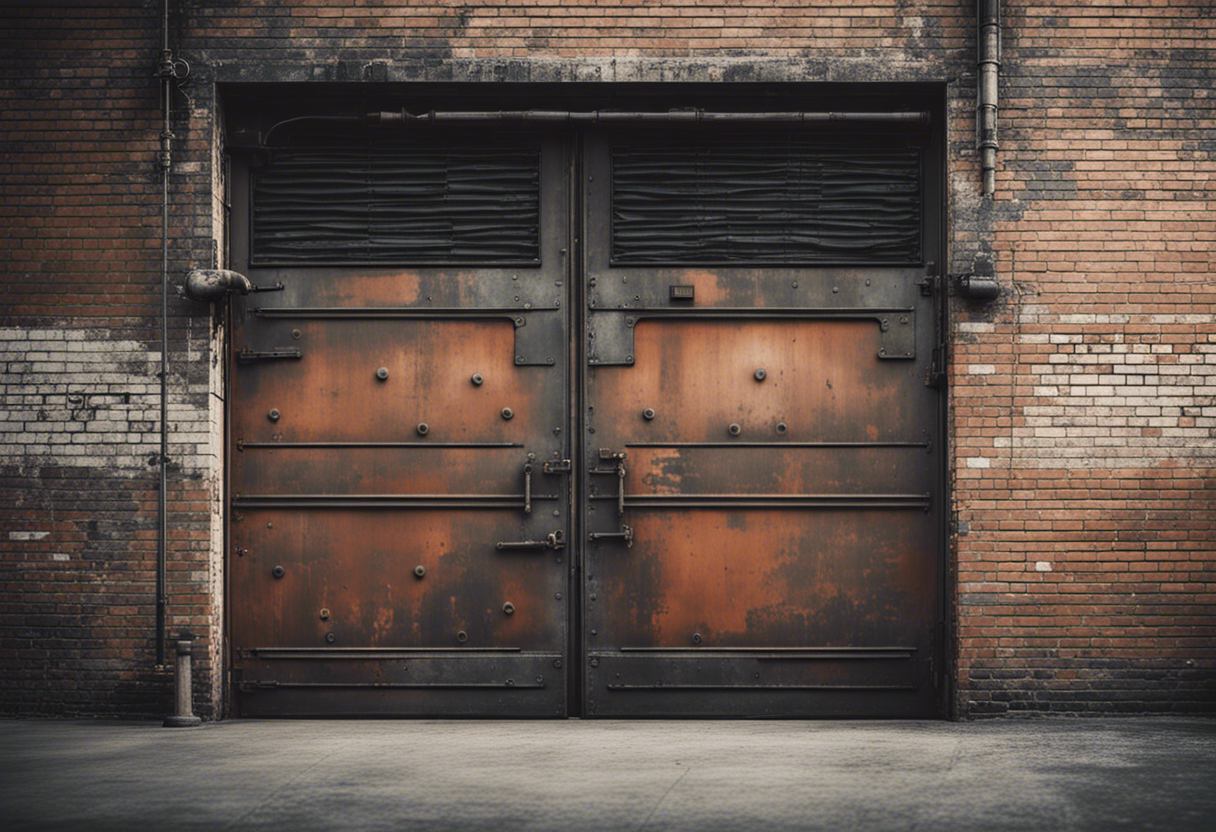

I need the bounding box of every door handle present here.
[523,462,532,515]
[589,449,632,547]
[496,530,565,551]
[588,525,633,548]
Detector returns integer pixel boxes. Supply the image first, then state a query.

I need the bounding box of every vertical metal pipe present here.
[978,0,1000,197]
[156,0,172,668]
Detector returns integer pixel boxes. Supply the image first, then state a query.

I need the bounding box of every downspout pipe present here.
[155,1,173,669]
[978,0,1001,197]
[153,0,186,668]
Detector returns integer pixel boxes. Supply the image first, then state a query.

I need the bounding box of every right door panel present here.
[581,127,943,717]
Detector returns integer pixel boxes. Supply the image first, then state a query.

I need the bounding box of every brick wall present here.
[0,0,1211,717]
[952,2,1216,713]
[0,2,222,717]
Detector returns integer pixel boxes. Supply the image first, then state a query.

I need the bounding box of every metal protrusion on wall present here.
[957,274,1001,300]
[376,367,389,381]
[471,373,484,386]
[728,423,742,436]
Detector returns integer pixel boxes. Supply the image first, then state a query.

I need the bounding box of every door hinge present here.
[926,343,947,389]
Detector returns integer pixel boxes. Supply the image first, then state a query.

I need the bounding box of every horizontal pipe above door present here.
[366,109,930,125]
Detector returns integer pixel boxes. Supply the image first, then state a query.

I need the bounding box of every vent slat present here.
[612,141,922,264]
[252,143,541,265]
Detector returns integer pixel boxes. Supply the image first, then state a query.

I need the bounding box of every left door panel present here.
[228,135,570,717]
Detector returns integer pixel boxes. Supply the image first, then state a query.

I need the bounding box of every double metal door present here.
[229,126,944,717]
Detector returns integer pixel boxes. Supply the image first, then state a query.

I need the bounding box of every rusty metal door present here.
[580,126,945,717]
[229,120,944,718]
[228,134,572,716]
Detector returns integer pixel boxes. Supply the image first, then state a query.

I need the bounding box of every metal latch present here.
[496,530,566,551]
[917,262,938,297]
[589,449,632,546]
[589,525,633,548]
[592,450,627,516]
[542,458,572,475]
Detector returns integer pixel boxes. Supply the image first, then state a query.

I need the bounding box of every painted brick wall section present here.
[1,0,1213,717]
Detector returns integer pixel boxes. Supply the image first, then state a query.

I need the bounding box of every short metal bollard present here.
[163,634,202,727]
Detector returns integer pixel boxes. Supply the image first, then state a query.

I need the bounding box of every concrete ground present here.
[2,718,1214,831]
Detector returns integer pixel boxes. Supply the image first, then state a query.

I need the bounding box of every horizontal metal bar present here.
[252,307,540,321]
[607,259,923,269]
[232,493,558,510]
[245,647,524,659]
[624,441,930,449]
[372,109,930,125]
[250,259,542,268]
[241,681,545,690]
[592,306,913,317]
[616,648,908,653]
[588,494,931,510]
[605,684,916,691]
[236,348,302,362]
[238,441,522,450]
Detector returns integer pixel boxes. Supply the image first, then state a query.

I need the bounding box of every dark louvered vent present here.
[612,140,922,264]
[252,143,541,264]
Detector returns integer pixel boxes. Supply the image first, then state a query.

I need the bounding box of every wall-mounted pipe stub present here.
[183,269,254,302]
[956,274,1001,301]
